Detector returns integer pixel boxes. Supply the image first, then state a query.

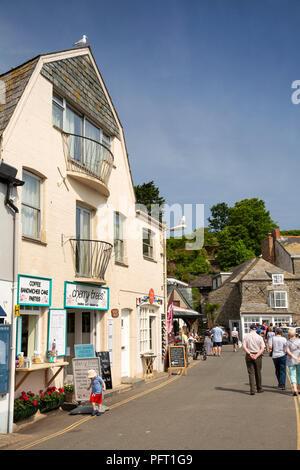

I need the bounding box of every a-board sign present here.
[96,351,112,390]
[168,345,187,376]
[0,325,11,394]
[72,357,101,402]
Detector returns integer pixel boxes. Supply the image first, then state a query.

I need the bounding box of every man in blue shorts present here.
[211,324,224,357]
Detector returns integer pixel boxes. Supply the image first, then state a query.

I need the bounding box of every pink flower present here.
[24,396,29,401]
[33,401,37,406]
[40,393,44,397]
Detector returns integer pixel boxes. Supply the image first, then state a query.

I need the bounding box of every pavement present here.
[1,345,299,450]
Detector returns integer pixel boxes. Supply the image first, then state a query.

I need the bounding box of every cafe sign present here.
[64,282,109,310]
[17,275,52,307]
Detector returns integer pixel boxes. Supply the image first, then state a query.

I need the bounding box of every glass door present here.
[76,205,92,277]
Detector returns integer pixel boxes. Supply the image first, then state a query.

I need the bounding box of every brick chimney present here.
[261,228,280,265]
[261,233,274,263]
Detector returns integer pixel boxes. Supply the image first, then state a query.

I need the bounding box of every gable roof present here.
[0,46,120,140]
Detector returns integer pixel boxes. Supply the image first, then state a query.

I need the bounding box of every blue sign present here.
[74,344,95,359]
[0,325,11,394]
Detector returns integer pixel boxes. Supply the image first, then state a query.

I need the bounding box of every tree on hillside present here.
[134,181,165,221]
[216,229,255,271]
[227,198,277,256]
[208,202,229,232]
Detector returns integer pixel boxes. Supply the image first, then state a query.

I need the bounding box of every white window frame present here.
[139,306,157,354]
[272,274,284,286]
[21,170,42,240]
[268,290,288,309]
[52,91,111,148]
[143,228,154,260]
[114,212,125,264]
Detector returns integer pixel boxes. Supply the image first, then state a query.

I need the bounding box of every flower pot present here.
[64,391,75,403]
[14,406,38,423]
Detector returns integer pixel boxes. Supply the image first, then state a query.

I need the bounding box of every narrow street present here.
[2,345,299,451]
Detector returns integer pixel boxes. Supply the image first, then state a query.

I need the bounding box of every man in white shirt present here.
[242,324,265,395]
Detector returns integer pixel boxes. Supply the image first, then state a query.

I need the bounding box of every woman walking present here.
[232,327,239,352]
[286,328,300,396]
[270,328,287,390]
[267,326,275,353]
[204,329,212,356]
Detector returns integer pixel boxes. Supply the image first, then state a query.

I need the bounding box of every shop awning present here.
[172,305,203,319]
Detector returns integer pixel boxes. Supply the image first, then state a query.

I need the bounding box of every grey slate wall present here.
[41,55,120,139]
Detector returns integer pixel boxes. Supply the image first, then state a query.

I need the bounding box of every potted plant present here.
[63,384,75,403]
[14,391,40,423]
[39,386,65,413]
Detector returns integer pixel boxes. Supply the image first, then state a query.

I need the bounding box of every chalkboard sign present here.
[168,345,187,376]
[0,325,11,394]
[96,351,113,390]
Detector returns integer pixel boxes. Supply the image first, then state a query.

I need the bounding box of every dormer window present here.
[272,274,284,285]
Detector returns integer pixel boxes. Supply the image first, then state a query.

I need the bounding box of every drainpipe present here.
[5,183,19,433]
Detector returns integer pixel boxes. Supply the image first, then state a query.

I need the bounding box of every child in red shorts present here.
[87,369,106,416]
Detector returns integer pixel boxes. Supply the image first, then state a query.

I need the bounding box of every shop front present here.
[240,313,293,339]
[136,291,164,377]
[64,281,109,377]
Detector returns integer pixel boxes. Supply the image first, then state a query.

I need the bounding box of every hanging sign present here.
[47,309,67,357]
[64,282,109,310]
[17,275,52,307]
[149,288,155,304]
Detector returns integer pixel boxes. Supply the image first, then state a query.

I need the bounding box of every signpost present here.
[64,281,109,310]
[168,345,187,376]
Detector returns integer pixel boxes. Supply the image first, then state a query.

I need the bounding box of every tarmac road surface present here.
[1,344,299,450]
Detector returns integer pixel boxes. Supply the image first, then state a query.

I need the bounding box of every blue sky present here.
[1,0,300,229]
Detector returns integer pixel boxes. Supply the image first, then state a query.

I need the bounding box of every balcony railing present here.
[70,239,113,281]
[62,133,114,186]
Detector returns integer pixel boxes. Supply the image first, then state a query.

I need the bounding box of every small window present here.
[21,171,41,239]
[114,212,125,263]
[52,93,64,129]
[268,291,288,309]
[272,274,284,285]
[143,229,154,259]
[102,133,111,149]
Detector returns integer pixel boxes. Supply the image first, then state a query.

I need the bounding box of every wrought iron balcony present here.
[62,133,114,193]
[70,239,113,282]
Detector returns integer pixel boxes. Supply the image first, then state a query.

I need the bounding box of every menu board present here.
[0,325,11,394]
[47,309,67,357]
[96,351,112,390]
[73,357,101,402]
[168,345,187,376]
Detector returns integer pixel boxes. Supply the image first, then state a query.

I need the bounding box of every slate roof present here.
[277,236,300,256]
[0,47,120,140]
[0,57,39,137]
[213,257,299,288]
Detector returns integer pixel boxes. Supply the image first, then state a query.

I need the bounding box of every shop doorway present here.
[121,309,130,378]
[66,310,94,375]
